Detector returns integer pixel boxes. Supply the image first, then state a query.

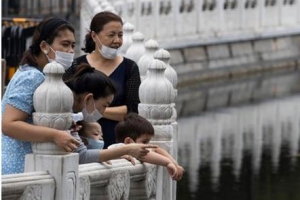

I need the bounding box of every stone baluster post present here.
[24,61,79,200]
[137,39,159,81]
[138,59,176,200]
[119,22,134,56]
[126,31,146,63]
[154,49,179,200]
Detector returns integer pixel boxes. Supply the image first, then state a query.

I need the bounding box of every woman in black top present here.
[64,11,141,148]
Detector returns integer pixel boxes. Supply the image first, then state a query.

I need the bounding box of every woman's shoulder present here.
[121,57,139,74]
[74,54,88,64]
[16,65,45,82]
[122,57,138,67]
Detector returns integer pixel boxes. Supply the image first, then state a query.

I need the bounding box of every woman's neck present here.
[87,51,122,76]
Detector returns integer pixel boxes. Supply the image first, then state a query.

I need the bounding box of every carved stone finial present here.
[32,61,73,155]
[154,49,178,121]
[137,39,159,81]
[138,59,175,124]
[126,31,146,63]
[119,22,135,55]
[154,49,178,89]
[93,6,103,15]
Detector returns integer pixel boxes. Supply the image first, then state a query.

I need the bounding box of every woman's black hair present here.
[65,63,116,99]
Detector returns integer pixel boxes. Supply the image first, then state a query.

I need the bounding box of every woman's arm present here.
[124,61,141,113]
[102,105,127,121]
[101,59,141,121]
[2,105,79,152]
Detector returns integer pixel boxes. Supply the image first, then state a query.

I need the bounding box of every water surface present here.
[176,96,300,200]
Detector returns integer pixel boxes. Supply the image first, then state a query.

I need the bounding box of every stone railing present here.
[107,0,300,49]
[2,2,179,199]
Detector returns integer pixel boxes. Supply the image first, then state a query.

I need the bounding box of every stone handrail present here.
[108,0,300,49]
[2,160,158,200]
[2,171,55,200]
[79,160,157,199]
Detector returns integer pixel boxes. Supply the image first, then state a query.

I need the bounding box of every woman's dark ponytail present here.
[82,32,95,53]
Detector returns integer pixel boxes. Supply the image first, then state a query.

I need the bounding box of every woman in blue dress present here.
[2,17,79,175]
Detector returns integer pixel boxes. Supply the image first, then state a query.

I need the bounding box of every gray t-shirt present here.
[71,131,100,164]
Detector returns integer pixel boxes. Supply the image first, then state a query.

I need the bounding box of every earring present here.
[43,50,48,55]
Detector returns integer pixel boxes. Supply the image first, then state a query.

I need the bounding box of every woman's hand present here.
[53,130,79,152]
[126,143,157,160]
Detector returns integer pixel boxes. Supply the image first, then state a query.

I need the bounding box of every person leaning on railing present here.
[110,113,185,181]
[1,17,79,175]
[65,64,157,164]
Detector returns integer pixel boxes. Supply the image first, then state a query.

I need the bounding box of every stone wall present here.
[168,35,300,117]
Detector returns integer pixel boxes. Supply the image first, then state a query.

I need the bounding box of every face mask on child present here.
[83,137,105,149]
[82,99,103,122]
[96,36,119,59]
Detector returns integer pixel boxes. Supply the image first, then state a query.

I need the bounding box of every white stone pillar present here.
[119,22,134,56]
[139,59,176,200]
[137,39,159,81]
[25,61,79,200]
[154,48,178,200]
[126,31,146,63]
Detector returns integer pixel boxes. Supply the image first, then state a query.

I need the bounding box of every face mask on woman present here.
[82,99,103,122]
[45,44,74,70]
[96,36,118,59]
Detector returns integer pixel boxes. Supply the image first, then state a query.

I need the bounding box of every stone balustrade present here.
[108,0,300,49]
[2,171,55,199]
[2,161,157,200]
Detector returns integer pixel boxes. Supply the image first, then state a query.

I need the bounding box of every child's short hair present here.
[115,113,154,143]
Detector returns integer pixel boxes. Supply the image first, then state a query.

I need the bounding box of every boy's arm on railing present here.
[99,143,157,162]
[138,151,178,179]
[154,147,185,180]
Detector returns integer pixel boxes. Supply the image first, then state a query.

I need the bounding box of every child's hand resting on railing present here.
[173,165,185,181]
[120,155,136,165]
[166,162,178,180]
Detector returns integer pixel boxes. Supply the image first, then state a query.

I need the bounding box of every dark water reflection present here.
[176,96,300,200]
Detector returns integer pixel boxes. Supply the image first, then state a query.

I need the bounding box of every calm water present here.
[176,95,300,200]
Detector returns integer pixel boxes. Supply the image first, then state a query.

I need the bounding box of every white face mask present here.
[82,99,103,122]
[48,45,75,70]
[96,36,118,59]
